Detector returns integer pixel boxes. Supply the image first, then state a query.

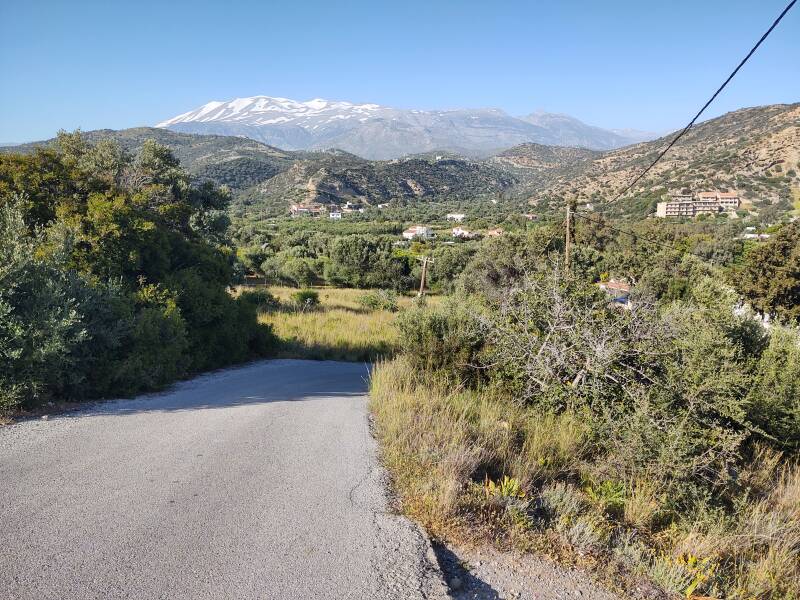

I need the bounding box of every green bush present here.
[358,289,399,312]
[396,299,485,382]
[0,133,276,413]
[291,289,320,308]
[238,289,280,314]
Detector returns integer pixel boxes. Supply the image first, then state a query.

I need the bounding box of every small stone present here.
[449,577,463,591]
[41,415,49,421]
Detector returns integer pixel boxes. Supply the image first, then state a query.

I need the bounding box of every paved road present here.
[0,360,448,599]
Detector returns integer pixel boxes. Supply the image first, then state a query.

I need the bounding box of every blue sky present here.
[1,0,797,142]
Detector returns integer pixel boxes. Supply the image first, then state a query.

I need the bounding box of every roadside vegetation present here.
[371,223,800,599]
[3,127,798,597]
[0,132,274,415]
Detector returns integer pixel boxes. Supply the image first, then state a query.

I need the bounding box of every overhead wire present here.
[561,1,797,260]
[606,0,796,204]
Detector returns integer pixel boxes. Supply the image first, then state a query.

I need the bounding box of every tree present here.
[0,132,274,411]
[738,223,800,322]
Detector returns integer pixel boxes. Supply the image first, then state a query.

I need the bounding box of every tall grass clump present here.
[370,357,588,536]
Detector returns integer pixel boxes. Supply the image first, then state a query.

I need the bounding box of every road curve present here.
[0,360,448,599]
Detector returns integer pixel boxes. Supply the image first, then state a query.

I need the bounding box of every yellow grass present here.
[369,357,587,536]
[369,357,800,598]
[255,287,431,362]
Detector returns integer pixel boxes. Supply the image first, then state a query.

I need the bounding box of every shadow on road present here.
[431,540,501,599]
[60,359,372,419]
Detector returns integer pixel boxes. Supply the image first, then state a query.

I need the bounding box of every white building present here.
[341,201,365,213]
[402,225,436,240]
[290,203,324,217]
[452,227,478,239]
[446,213,466,222]
[329,211,342,220]
[655,191,740,218]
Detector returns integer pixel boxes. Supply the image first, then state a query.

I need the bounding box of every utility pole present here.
[416,255,434,296]
[564,198,576,275]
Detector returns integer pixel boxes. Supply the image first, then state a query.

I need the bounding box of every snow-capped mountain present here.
[156,96,653,160]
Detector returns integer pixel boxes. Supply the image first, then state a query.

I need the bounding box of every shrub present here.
[396,299,486,382]
[291,289,320,309]
[358,289,399,312]
[539,482,586,520]
[238,289,280,314]
[0,134,276,413]
[748,325,800,448]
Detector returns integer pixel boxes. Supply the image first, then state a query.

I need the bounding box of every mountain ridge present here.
[5,102,796,220]
[156,95,653,159]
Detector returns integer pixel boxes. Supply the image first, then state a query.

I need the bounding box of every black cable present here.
[609,0,797,204]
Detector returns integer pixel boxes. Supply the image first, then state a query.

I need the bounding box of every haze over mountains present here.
[156,96,655,159]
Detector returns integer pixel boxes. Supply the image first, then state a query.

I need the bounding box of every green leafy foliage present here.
[358,289,399,312]
[291,289,320,308]
[0,132,275,412]
[375,220,800,597]
[396,299,486,382]
[737,222,800,323]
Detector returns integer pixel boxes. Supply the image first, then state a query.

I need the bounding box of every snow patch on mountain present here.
[156,95,656,159]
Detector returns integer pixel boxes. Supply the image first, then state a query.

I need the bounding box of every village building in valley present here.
[452,226,479,239]
[290,203,326,217]
[655,190,740,218]
[402,225,436,240]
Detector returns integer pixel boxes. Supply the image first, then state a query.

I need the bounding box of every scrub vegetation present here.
[0,132,274,414]
[370,223,800,599]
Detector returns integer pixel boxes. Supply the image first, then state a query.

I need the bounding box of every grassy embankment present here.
[254,287,435,362]
[370,358,800,598]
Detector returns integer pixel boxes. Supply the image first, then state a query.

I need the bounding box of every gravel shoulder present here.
[431,542,624,600]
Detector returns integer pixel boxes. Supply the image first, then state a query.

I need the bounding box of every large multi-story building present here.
[655,191,740,218]
[716,192,741,210]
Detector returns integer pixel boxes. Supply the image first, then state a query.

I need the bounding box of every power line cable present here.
[571,210,687,254]
[608,0,797,204]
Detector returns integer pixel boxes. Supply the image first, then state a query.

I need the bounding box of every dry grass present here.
[255,287,435,362]
[671,464,800,598]
[369,357,587,536]
[369,357,800,599]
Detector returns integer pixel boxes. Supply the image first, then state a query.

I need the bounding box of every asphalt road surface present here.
[1,360,448,599]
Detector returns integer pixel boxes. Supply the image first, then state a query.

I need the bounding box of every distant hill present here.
[499,103,800,216]
[7,103,796,220]
[6,127,297,191]
[3,128,518,215]
[250,154,517,208]
[156,95,652,159]
[519,112,655,149]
